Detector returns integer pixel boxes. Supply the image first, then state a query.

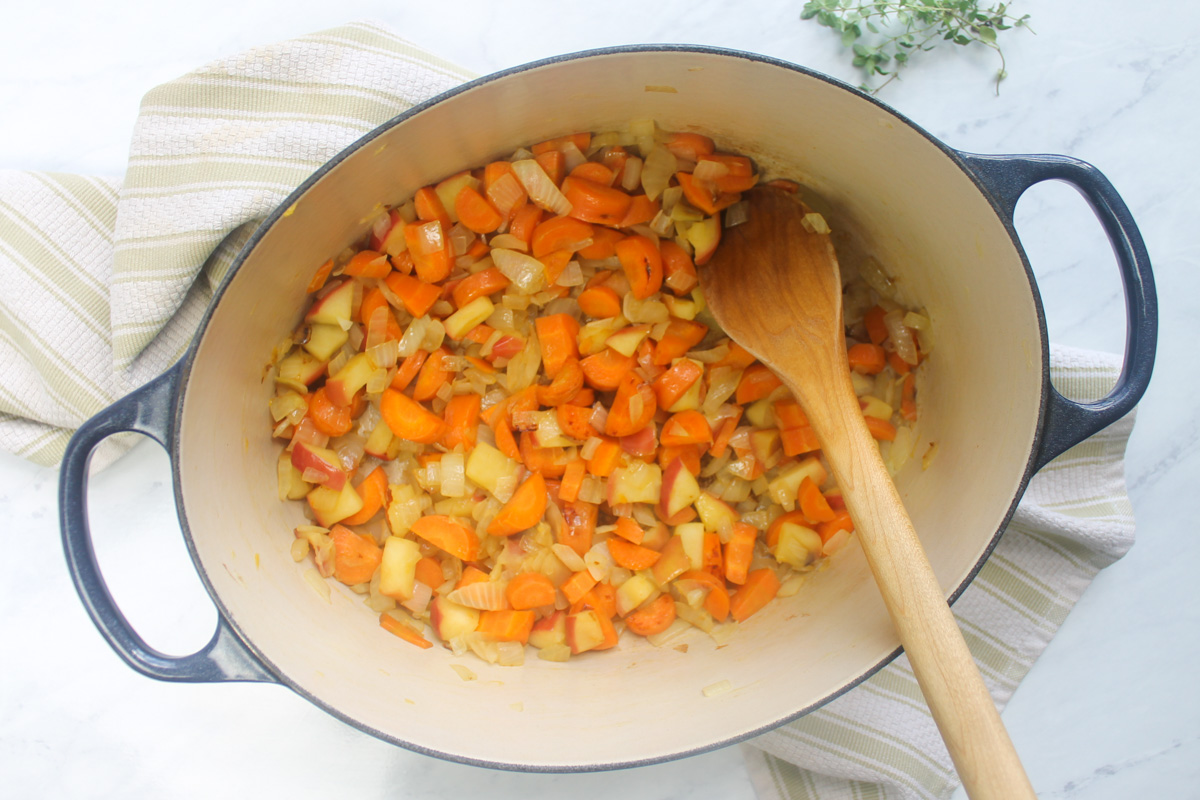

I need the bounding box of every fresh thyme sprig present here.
[800,0,1033,94]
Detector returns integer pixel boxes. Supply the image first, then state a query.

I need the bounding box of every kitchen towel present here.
[0,22,1137,800]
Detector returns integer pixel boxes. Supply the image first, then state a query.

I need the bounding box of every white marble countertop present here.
[2,1,1196,797]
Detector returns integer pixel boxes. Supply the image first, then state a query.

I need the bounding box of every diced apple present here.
[615,573,657,617]
[465,442,519,497]
[381,213,408,256]
[430,595,481,642]
[305,279,355,326]
[661,294,698,320]
[605,324,652,357]
[379,536,422,600]
[444,296,495,341]
[434,171,480,223]
[651,534,691,585]
[860,395,894,421]
[774,522,823,569]
[767,455,828,509]
[685,216,721,266]
[276,349,326,390]
[745,398,775,428]
[363,419,395,459]
[607,460,662,506]
[660,457,701,517]
[291,441,347,491]
[667,370,703,413]
[306,482,363,528]
[577,317,628,356]
[303,323,349,362]
[276,451,311,500]
[531,410,574,449]
[677,522,705,570]
[749,428,782,466]
[619,425,658,458]
[565,610,607,655]
[386,484,423,537]
[528,609,567,650]
[694,492,738,534]
[325,352,377,407]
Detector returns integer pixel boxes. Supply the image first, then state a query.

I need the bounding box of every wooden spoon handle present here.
[786,370,1036,799]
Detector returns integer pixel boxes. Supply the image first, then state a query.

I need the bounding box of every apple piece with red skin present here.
[660,457,702,517]
[694,491,738,533]
[363,419,395,460]
[614,574,657,618]
[528,609,568,650]
[488,335,526,362]
[306,482,363,528]
[291,441,347,491]
[434,171,478,222]
[619,424,658,459]
[303,323,349,362]
[379,536,421,600]
[325,352,377,407]
[276,349,326,391]
[276,452,311,500]
[576,318,626,356]
[685,216,721,266]
[429,595,481,643]
[651,534,691,585]
[370,209,409,256]
[676,522,706,570]
[607,460,662,506]
[565,609,607,655]
[605,324,652,357]
[305,279,356,326]
[749,428,783,466]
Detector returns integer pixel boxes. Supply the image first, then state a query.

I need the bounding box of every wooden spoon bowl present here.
[700,186,1035,800]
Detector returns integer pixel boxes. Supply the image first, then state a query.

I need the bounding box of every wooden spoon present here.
[700,186,1036,800]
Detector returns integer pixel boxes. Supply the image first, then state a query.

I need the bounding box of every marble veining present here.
[2,1,1197,798]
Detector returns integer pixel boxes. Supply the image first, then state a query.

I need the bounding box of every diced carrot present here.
[665,132,715,160]
[307,386,355,436]
[561,176,633,227]
[615,234,663,299]
[901,372,917,422]
[558,458,587,503]
[455,565,491,590]
[569,161,615,185]
[618,194,660,228]
[390,349,428,392]
[358,286,390,330]
[613,516,645,545]
[864,305,889,346]
[817,509,855,543]
[415,556,444,592]
[659,410,713,447]
[441,392,482,451]
[536,249,571,286]
[558,499,597,557]
[864,415,897,441]
[454,185,503,234]
[729,568,782,623]
[535,313,580,378]
[537,357,584,408]
[605,372,657,438]
[888,350,913,376]
[535,149,566,186]
[384,272,441,318]
[532,132,591,156]
[766,509,809,548]
[506,572,557,610]
[848,342,887,374]
[773,399,807,429]
[307,258,334,293]
[698,153,759,193]
[652,319,708,366]
[414,186,453,231]
[488,472,548,536]
[585,436,623,478]
[709,407,744,459]
[568,387,594,407]
[379,612,433,649]
[676,568,730,622]
[339,467,388,526]
[329,524,383,586]
[651,358,703,410]
[624,593,676,636]
[736,363,784,404]
[658,444,703,477]
[380,388,445,444]
[556,403,598,441]
[465,324,495,346]
[702,532,724,576]
[577,285,622,319]
[508,203,543,247]
[561,569,598,606]
[531,216,595,258]
[660,240,699,295]
[578,227,625,260]
[477,609,536,644]
[412,347,452,402]
[798,476,836,523]
[343,249,391,279]
[675,171,740,216]
[580,348,637,392]
[713,341,758,370]
[390,250,415,275]
[409,515,480,561]
[519,431,570,478]
[597,146,628,178]
[723,522,758,585]
[780,425,822,457]
[577,582,617,620]
[607,537,661,571]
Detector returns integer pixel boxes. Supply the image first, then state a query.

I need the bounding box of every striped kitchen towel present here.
[0,23,1138,800]
[0,21,474,469]
[743,346,1137,800]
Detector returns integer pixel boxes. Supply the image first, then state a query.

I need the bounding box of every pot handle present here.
[957,152,1157,471]
[59,363,276,683]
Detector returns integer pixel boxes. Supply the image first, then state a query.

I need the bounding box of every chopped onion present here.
[723,200,749,229]
[291,417,328,449]
[560,141,588,174]
[552,543,587,572]
[692,159,729,183]
[492,475,518,504]
[303,568,331,602]
[492,248,548,295]
[822,528,851,557]
[649,209,676,238]
[488,233,528,252]
[645,618,693,647]
[441,452,466,497]
[367,339,399,371]
[622,292,669,324]
[269,392,308,423]
[447,580,509,610]
[884,309,919,365]
[580,436,603,460]
[801,212,831,235]
[449,222,475,256]
[421,318,446,352]
[334,434,366,472]
[858,256,897,301]
[621,156,643,192]
[402,580,433,615]
[397,316,428,357]
[702,366,742,415]
[641,145,677,200]
[450,663,477,681]
[364,304,390,351]
[555,260,584,287]
[487,173,526,218]
[578,476,605,505]
[585,541,613,582]
[511,159,572,215]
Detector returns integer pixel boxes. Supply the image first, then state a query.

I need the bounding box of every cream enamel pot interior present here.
[60,46,1156,771]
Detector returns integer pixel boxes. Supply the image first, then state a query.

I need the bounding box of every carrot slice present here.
[773,399,809,429]
[307,386,354,437]
[455,565,491,590]
[817,509,855,543]
[537,357,584,407]
[508,203,543,247]
[766,509,810,548]
[848,342,887,374]
[615,234,663,299]
[585,436,623,477]
[556,402,598,441]
[723,522,758,585]
[652,320,708,366]
[415,556,445,592]
[798,476,837,523]
[651,358,703,410]
[451,267,510,310]
[506,572,556,610]
[569,161,615,185]
[558,499,597,557]
[380,389,445,444]
[660,240,698,295]
[864,415,897,441]
[329,524,383,586]
[307,258,334,293]
[613,516,645,545]
[558,458,587,503]
[561,569,598,606]
[384,272,441,318]
[561,176,633,226]
[477,609,536,644]
[488,472,548,536]
[532,131,591,156]
[617,194,660,228]
[735,363,784,404]
[411,347,452,402]
[577,227,624,260]
[659,410,713,447]
[531,216,595,258]
[709,408,744,458]
[624,593,676,636]
[409,515,480,561]
[580,348,637,392]
[864,305,889,346]
[454,185,504,234]
[414,186,453,231]
[676,569,730,622]
[339,466,388,526]
[901,373,918,422]
[605,372,657,437]
[577,285,623,319]
[535,313,580,377]
[729,568,781,623]
[390,349,428,392]
[780,425,822,457]
[379,612,433,649]
[441,392,482,451]
[665,132,715,161]
[607,537,661,571]
[658,443,703,477]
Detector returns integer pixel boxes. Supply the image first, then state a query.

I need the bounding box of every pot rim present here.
[170,43,1051,771]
